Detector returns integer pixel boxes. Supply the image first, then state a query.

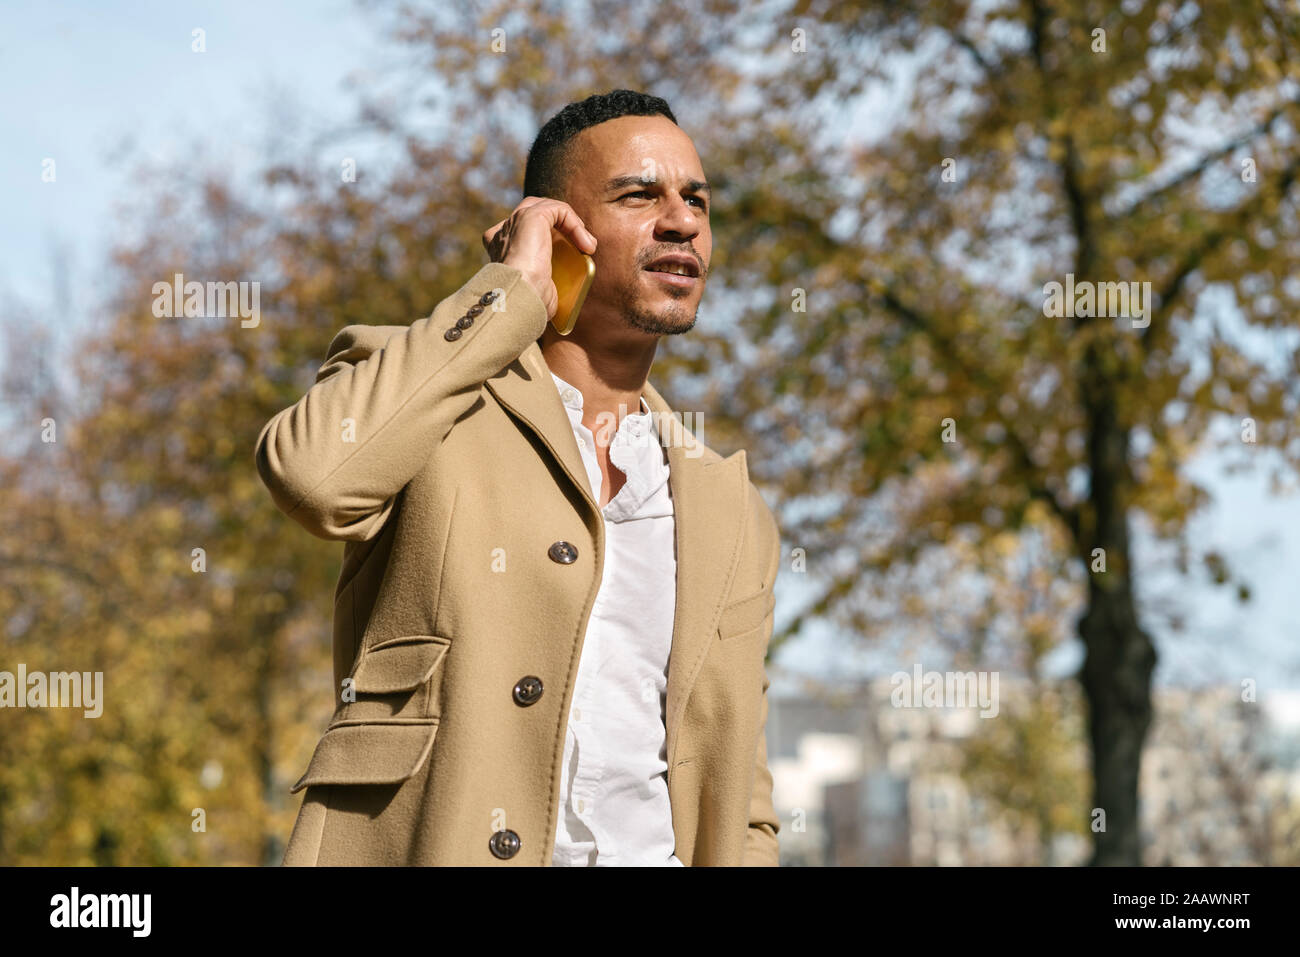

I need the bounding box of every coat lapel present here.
[484,341,749,770]
[484,344,597,511]
[638,378,749,772]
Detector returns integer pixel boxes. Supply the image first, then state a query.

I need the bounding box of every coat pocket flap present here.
[290,720,439,793]
[351,635,450,694]
[717,587,774,639]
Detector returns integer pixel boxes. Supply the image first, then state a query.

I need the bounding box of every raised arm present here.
[255,197,596,541]
[254,262,547,541]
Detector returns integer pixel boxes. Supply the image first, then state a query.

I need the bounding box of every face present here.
[559,115,712,341]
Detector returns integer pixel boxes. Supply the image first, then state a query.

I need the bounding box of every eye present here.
[621,190,707,210]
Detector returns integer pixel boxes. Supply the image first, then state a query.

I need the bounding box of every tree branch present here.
[1112,97,1300,220]
[1141,152,1300,353]
[871,283,1081,544]
[954,29,996,77]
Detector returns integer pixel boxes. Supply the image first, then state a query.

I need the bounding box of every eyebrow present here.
[603,174,711,197]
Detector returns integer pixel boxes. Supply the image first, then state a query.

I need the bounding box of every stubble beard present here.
[617,281,701,336]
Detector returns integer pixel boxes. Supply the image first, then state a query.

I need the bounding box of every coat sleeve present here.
[742,491,782,867]
[255,262,548,541]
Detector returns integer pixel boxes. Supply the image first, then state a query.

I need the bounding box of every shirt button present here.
[577,799,585,813]
[573,708,582,721]
[562,388,577,403]
[576,437,585,448]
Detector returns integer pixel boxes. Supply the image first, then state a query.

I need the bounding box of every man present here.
[256,89,781,866]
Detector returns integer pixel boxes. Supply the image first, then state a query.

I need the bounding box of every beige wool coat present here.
[255,261,781,866]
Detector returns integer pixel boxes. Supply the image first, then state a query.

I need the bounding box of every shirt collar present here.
[548,371,670,517]
[550,371,653,428]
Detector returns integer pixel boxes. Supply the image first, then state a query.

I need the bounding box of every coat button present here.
[489,829,521,859]
[444,327,462,341]
[455,315,475,330]
[548,541,578,563]
[513,675,543,706]
[466,303,485,317]
[479,290,500,306]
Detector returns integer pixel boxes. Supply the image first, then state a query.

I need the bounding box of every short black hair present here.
[523,90,678,202]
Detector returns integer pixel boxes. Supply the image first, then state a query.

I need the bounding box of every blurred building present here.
[1139,686,1300,865]
[766,678,1300,866]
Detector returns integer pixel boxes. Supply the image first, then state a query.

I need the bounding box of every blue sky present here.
[1,0,386,345]
[4,1,1298,704]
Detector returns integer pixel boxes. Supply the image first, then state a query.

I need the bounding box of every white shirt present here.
[548,370,683,867]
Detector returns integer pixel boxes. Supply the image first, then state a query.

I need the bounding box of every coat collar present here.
[483,340,750,770]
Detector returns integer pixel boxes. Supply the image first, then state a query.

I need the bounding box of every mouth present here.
[643,254,702,289]
[644,270,698,289]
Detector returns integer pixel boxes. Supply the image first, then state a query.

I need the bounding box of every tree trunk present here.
[1077,382,1158,866]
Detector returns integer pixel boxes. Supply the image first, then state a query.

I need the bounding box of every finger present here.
[533,201,597,254]
[482,219,507,252]
[483,196,546,251]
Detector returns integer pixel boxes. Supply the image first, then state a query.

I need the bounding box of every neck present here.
[539,327,657,439]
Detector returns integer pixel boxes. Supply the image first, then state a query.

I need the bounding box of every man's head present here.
[524,90,711,340]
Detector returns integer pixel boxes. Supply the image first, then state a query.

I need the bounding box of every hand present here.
[482,197,597,321]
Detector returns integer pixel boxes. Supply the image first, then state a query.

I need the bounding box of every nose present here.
[653,192,701,244]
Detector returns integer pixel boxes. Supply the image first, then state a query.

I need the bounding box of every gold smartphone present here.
[549,231,595,336]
